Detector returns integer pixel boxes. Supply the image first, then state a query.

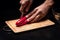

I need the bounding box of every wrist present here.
[44,0,54,7]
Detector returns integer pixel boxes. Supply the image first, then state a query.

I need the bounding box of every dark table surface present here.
[0,8,60,40]
[0,21,60,40]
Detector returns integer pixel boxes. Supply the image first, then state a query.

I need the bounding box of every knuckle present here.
[20,1,21,4]
[37,15,40,17]
[36,16,39,18]
[20,8,23,12]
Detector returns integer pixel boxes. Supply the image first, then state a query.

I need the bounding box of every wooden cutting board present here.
[5,19,55,33]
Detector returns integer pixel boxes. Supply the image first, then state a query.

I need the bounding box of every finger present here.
[19,6,26,18]
[19,3,27,12]
[20,0,28,4]
[38,13,47,21]
[19,1,29,13]
[35,12,48,22]
[27,10,40,22]
[16,8,38,26]
[30,11,43,23]
[26,9,38,18]
[30,15,40,23]
[25,0,33,12]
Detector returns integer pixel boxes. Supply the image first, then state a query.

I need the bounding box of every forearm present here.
[44,0,54,7]
[37,0,54,10]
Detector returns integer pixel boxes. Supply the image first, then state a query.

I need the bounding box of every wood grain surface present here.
[5,19,55,33]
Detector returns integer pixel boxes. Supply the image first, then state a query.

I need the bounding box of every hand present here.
[25,3,51,23]
[25,0,54,23]
[16,0,54,26]
[16,3,51,26]
[19,0,33,17]
[16,0,53,26]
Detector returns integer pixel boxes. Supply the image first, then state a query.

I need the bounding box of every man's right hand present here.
[19,0,33,17]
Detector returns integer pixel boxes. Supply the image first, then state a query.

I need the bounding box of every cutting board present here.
[5,19,55,33]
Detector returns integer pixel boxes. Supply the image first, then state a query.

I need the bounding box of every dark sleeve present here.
[53,0,60,12]
[29,0,45,12]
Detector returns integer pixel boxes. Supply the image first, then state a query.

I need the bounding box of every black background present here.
[0,0,60,40]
